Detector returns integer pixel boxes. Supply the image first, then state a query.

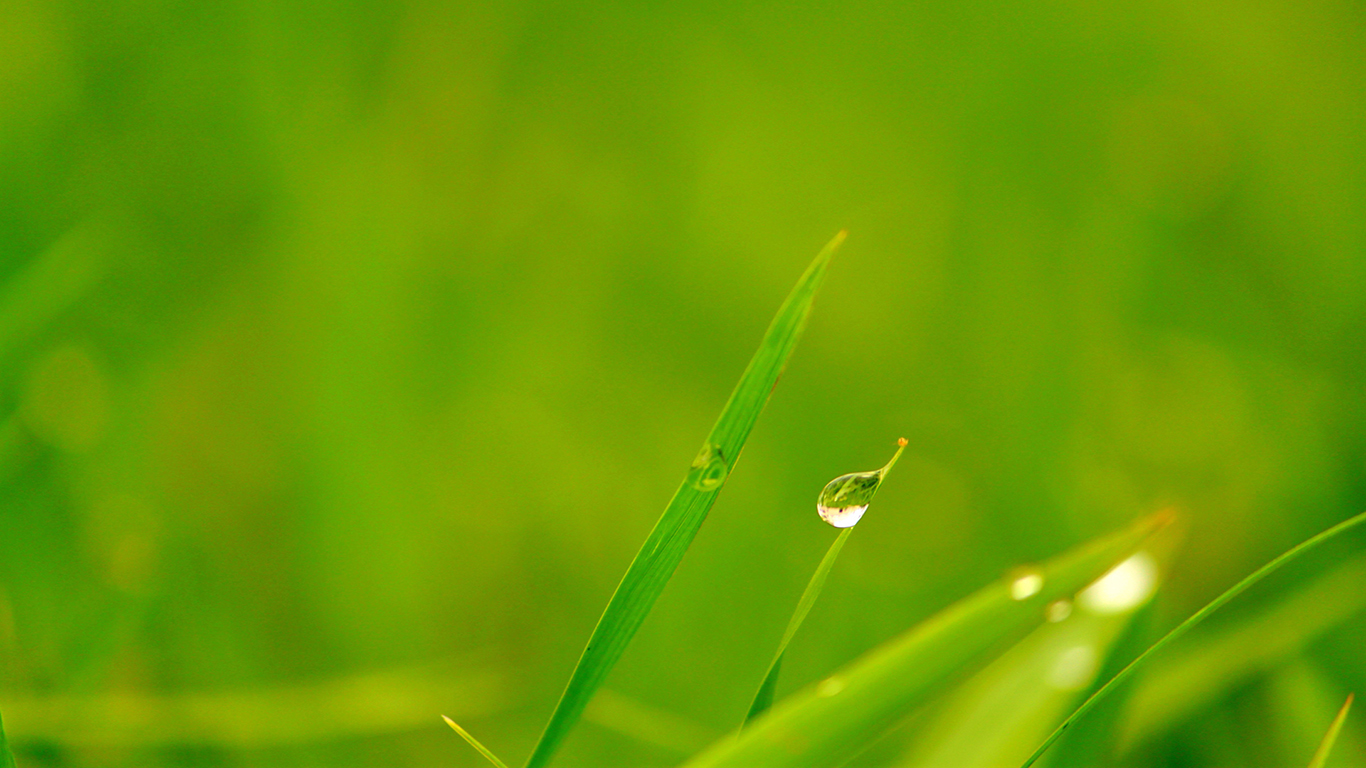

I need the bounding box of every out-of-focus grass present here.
[1022,511,1366,767]
[1122,554,1366,749]
[896,550,1163,767]
[1307,694,1353,768]
[681,513,1166,768]
[1,709,16,768]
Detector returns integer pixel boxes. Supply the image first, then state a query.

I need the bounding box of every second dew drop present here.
[817,438,908,528]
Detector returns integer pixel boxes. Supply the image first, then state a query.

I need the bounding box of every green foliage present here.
[523,232,844,768]
[1021,510,1366,768]
[680,513,1167,768]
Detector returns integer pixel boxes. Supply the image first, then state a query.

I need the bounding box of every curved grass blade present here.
[523,232,846,768]
[680,511,1170,768]
[1120,553,1366,749]
[1307,694,1354,768]
[1,710,18,768]
[745,528,853,726]
[444,716,510,768]
[1020,509,1366,768]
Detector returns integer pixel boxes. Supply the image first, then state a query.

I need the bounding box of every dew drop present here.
[816,438,907,528]
[1045,600,1073,623]
[1009,568,1044,600]
[687,443,728,491]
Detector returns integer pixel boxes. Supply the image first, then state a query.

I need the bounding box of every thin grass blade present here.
[680,512,1170,768]
[745,528,854,726]
[444,716,510,768]
[1,710,18,768]
[1307,694,1354,768]
[1020,509,1366,768]
[523,232,845,768]
[747,438,907,724]
[1120,554,1366,749]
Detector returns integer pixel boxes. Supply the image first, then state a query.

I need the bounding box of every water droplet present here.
[1009,568,1044,600]
[1045,600,1072,623]
[816,438,907,528]
[817,676,846,697]
[1078,551,1158,615]
[687,443,729,491]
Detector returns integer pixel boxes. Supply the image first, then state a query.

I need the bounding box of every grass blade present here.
[679,511,1170,768]
[523,232,845,768]
[1020,509,1366,768]
[444,716,510,768]
[744,437,907,726]
[1307,694,1354,768]
[744,528,854,726]
[1119,553,1366,749]
[1,709,18,768]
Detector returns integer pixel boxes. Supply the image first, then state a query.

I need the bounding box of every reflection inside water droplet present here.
[1045,600,1073,623]
[1009,569,1044,600]
[815,439,907,528]
[817,503,868,528]
[687,443,728,491]
[817,676,846,697]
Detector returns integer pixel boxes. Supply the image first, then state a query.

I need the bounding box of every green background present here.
[2,0,1364,766]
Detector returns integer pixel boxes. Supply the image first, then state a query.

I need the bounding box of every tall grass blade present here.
[523,232,845,768]
[1020,509,1366,768]
[679,512,1170,768]
[1307,694,1354,768]
[444,716,510,768]
[1,710,18,768]
[744,528,853,726]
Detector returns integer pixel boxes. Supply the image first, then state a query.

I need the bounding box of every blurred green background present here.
[2,0,1365,766]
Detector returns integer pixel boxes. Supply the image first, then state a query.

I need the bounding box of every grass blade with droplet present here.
[679,511,1170,768]
[444,716,510,768]
[522,232,846,768]
[1,709,18,768]
[1307,694,1353,768]
[744,528,854,726]
[745,438,907,726]
[1019,509,1366,768]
